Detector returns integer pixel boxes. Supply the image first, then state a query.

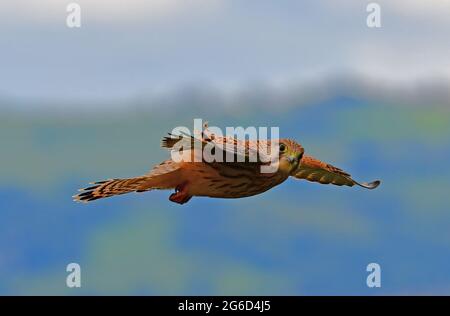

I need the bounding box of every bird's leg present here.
[169,182,192,204]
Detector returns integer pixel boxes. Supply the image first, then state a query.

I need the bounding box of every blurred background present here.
[1,0,450,295]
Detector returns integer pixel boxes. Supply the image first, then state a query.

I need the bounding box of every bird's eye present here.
[279,144,287,153]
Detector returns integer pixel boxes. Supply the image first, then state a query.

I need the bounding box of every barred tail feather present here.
[73,177,149,203]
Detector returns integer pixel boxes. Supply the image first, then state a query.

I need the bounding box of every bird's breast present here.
[180,162,288,198]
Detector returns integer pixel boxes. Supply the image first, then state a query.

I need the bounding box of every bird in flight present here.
[73,126,380,205]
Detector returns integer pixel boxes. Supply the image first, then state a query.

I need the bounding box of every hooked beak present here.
[286,155,298,164]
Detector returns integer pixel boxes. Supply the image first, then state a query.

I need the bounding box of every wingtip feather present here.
[356,179,381,189]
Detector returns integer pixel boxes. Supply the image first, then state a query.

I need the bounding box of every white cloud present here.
[387,0,450,17]
[0,0,223,22]
[1,0,450,102]
[321,0,450,17]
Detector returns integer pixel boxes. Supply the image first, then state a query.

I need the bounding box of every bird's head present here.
[277,139,304,174]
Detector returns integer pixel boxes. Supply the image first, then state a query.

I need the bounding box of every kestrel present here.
[73,127,380,205]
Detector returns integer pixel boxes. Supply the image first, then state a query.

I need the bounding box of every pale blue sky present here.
[1,0,449,103]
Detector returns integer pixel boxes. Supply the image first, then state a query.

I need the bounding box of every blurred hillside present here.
[1,91,449,295]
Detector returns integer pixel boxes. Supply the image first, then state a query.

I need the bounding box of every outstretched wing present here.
[161,131,273,164]
[292,155,380,189]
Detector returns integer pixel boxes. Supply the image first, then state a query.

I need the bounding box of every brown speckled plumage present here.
[74,128,380,205]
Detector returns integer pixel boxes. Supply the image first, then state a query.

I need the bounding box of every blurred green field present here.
[1,98,450,295]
